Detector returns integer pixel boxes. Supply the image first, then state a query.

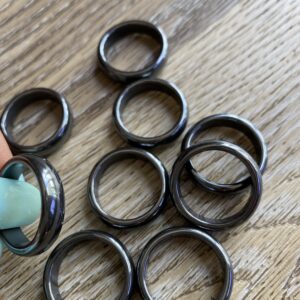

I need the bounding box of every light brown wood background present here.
[0,0,299,299]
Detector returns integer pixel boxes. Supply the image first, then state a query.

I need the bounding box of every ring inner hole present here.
[1,162,42,241]
[96,158,161,219]
[189,126,256,184]
[147,236,224,300]
[106,33,161,72]
[58,240,124,299]
[9,99,62,146]
[180,151,250,219]
[122,90,181,138]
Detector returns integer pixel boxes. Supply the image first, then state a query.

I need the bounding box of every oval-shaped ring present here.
[88,147,169,228]
[43,230,134,300]
[113,79,188,148]
[182,114,268,193]
[171,141,262,230]
[98,20,168,83]
[137,227,233,300]
[0,154,64,256]
[1,88,73,156]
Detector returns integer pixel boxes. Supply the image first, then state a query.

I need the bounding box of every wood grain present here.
[0,0,299,299]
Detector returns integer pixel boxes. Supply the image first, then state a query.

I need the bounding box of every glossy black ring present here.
[43,230,134,300]
[0,88,73,156]
[171,141,262,231]
[0,154,64,256]
[98,20,168,83]
[113,79,188,148]
[182,114,268,194]
[88,147,169,228]
[137,227,233,300]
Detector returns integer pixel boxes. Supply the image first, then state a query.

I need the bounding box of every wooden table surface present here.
[0,0,299,299]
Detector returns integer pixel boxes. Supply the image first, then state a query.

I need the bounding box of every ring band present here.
[113,79,188,148]
[43,230,134,300]
[171,141,262,230]
[1,88,73,156]
[0,154,64,256]
[182,114,268,193]
[98,20,168,83]
[137,227,233,300]
[88,148,169,228]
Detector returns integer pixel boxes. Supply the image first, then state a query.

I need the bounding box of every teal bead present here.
[0,177,41,229]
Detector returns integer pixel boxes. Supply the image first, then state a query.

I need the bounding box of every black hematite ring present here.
[113,79,188,148]
[0,154,64,256]
[171,141,262,231]
[137,227,233,300]
[98,20,168,83]
[0,88,72,156]
[88,148,169,228]
[43,230,134,300]
[182,114,268,194]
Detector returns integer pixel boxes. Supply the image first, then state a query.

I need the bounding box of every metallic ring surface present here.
[0,88,73,156]
[171,141,262,230]
[182,114,268,193]
[98,20,168,83]
[113,79,188,148]
[137,227,233,300]
[0,154,64,256]
[43,230,134,300]
[88,147,169,228]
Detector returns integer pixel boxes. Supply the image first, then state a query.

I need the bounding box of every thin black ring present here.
[171,141,262,231]
[88,147,169,228]
[113,78,188,148]
[98,20,168,83]
[182,114,268,193]
[0,154,64,256]
[0,88,73,156]
[137,227,233,300]
[43,230,134,300]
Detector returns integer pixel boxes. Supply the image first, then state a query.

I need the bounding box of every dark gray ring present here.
[182,114,267,194]
[0,88,72,156]
[171,141,262,230]
[98,20,168,83]
[113,79,188,148]
[88,147,169,228]
[0,154,64,256]
[137,227,233,300]
[43,230,134,300]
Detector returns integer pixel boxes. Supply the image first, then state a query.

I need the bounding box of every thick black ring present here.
[43,230,134,300]
[113,79,188,148]
[0,154,64,256]
[137,227,233,300]
[88,147,169,228]
[98,20,168,83]
[0,88,73,156]
[171,141,262,231]
[182,114,268,193]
